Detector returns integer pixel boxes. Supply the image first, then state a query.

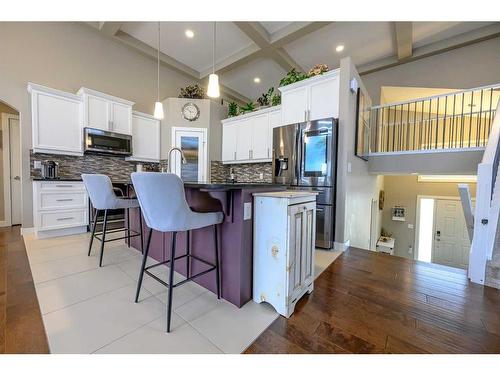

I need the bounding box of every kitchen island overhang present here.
[127,182,286,307]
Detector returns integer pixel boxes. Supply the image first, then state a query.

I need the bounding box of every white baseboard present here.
[35,226,87,239]
[20,227,35,236]
[334,240,350,251]
[0,221,11,228]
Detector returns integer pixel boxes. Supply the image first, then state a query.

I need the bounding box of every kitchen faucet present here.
[167,147,187,173]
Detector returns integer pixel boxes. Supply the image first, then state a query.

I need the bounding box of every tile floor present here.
[23,232,341,354]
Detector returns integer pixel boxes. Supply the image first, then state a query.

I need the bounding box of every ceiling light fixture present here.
[254,77,261,83]
[335,44,345,52]
[207,22,220,98]
[185,29,194,38]
[153,22,164,120]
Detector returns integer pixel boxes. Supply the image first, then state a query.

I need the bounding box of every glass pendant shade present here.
[207,73,220,98]
[154,101,164,120]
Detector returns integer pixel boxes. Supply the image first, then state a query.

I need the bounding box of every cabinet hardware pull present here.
[56,198,74,202]
[267,147,270,158]
[234,151,236,160]
[55,185,73,188]
[57,217,74,221]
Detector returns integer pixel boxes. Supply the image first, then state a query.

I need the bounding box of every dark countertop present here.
[32,177,286,190]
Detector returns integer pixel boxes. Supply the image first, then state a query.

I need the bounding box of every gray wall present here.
[362,37,500,105]
[0,22,195,228]
[382,175,477,259]
[336,57,384,250]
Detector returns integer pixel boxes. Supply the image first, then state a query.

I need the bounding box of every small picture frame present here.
[392,206,406,221]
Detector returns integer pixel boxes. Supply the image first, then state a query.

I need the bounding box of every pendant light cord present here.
[212,21,216,74]
[157,22,160,102]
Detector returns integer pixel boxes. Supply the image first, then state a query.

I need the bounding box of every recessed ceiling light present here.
[335,44,345,52]
[253,77,261,83]
[185,29,195,38]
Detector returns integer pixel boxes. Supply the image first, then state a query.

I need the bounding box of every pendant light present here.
[153,22,164,119]
[207,21,220,98]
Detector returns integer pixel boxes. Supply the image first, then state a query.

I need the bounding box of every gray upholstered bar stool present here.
[131,172,223,333]
[82,174,144,267]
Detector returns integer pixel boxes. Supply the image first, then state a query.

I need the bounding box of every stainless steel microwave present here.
[84,127,132,156]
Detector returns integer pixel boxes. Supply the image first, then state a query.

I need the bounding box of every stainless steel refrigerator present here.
[272,118,338,249]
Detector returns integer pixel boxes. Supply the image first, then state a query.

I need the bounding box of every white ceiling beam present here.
[199,44,261,78]
[270,22,333,48]
[359,23,500,76]
[98,22,123,37]
[394,22,413,60]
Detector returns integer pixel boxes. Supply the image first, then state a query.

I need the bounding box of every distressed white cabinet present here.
[279,69,340,125]
[221,106,280,164]
[126,111,161,162]
[253,191,317,318]
[33,181,89,239]
[78,87,134,135]
[28,83,83,156]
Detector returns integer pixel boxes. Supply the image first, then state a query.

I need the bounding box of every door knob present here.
[13,176,20,180]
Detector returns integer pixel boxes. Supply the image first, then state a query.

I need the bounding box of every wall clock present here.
[181,102,200,122]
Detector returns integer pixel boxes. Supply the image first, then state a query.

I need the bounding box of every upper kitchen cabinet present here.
[28,83,83,156]
[126,111,161,162]
[77,87,134,135]
[221,106,280,164]
[279,69,339,125]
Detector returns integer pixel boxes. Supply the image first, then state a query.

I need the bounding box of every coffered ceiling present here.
[88,21,500,102]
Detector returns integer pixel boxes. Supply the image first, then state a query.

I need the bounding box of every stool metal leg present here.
[99,209,108,267]
[186,230,191,278]
[88,209,99,256]
[126,207,131,248]
[166,232,177,333]
[214,225,221,299]
[135,228,152,303]
[139,208,144,254]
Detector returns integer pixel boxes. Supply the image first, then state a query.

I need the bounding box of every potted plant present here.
[307,64,329,77]
[227,102,238,117]
[279,68,308,87]
[179,84,205,99]
[239,101,255,114]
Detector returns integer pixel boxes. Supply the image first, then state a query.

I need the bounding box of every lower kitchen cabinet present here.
[253,191,317,318]
[33,181,89,238]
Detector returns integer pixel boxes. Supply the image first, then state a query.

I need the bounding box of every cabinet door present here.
[301,202,316,284]
[269,109,282,129]
[281,86,308,126]
[287,204,305,303]
[222,123,238,162]
[235,118,253,160]
[131,114,160,161]
[32,91,82,155]
[111,102,132,135]
[86,95,110,130]
[309,76,339,121]
[251,113,271,160]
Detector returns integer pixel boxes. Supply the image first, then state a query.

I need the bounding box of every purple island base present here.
[127,183,285,307]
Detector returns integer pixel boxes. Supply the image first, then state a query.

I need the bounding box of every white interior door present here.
[433,199,471,269]
[171,127,207,182]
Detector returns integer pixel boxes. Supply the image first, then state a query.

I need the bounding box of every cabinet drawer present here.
[38,191,88,210]
[38,209,88,231]
[38,181,85,191]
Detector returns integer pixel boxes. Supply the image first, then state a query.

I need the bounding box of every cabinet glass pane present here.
[180,136,199,182]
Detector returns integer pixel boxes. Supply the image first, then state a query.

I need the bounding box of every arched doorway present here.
[0,100,21,227]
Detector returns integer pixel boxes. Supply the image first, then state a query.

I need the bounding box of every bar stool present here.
[82,174,144,267]
[131,172,223,333]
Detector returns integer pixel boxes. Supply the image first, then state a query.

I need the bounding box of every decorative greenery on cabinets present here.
[279,64,330,87]
[178,84,205,99]
[227,102,239,117]
[239,101,255,114]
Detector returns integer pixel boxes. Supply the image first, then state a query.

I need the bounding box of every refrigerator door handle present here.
[294,127,301,184]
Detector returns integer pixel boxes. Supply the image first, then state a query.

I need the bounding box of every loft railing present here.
[370,84,500,153]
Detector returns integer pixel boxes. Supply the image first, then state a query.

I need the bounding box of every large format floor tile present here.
[189,300,279,353]
[95,316,221,354]
[42,285,165,354]
[35,265,134,314]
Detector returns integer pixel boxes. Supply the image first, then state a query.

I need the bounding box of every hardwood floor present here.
[245,247,500,354]
[0,226,49,353]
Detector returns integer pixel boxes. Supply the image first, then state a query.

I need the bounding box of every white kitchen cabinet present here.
[33,181,89,239]
[28,83,83,156]
[126,111,161,162]
[221,106,280,164]
[279,69,340,125]
[253,191,317,318]
[78,87,134,135]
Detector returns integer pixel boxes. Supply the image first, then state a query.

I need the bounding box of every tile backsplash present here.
[210,161,272,183]
[30,151,160,181]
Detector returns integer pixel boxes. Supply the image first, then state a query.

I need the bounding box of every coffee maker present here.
[41,161,59,179]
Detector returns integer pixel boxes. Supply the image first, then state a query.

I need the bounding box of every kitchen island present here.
[127,182,286,307]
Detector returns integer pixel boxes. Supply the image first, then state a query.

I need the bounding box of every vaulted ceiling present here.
[88,21,500,103]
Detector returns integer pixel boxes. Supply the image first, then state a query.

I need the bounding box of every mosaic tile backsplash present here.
[210,161,273,183]
[30,151,160,181]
